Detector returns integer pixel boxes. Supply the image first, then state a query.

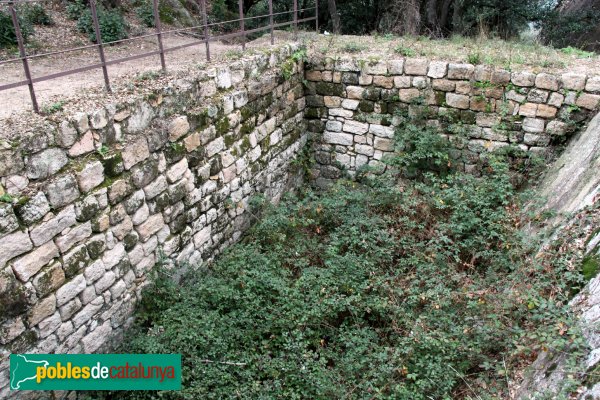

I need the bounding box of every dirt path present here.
[0,32,290,118]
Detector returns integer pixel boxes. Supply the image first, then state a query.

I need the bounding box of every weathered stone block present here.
[399,88,421,103]
[511,72,536,87]
[168,116,190,142]
[447,63,474,80]
[576,93,600,110]
[548,92,564,108]
[26,148,68,180]
[535,73,559,91]
[68,131,95,157]
[428,61,448,79]
[77,161,104,193]
[561,73,586,90]
[373,76,394,89]
[30,205,77,247]
[136,214,164,242]
[527,89,549,104]
[432,79,455,92]
[56,274,86,306]
[374,138,394,151]
[537,104,558,119]
[387,59,404,75]
[404,59,428,75]
[445,93,470,109]
[519,103,538,118]
[522,118,545,133]
[28,294,56,326]
[32,262,65,297]
[45,174,80,209]
[122,137,150,170]
[343,120,369,135]
[323,131,354,146]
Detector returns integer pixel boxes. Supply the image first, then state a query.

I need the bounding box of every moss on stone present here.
[240,120,255,136]
[583,255,600,281]
[165,142,186,164]
[123,232,138,251]
[102,153,124,178]
[315,82,344,97]
[216,117,231,136]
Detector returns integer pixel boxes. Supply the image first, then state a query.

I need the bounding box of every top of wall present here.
[305,34,600,76]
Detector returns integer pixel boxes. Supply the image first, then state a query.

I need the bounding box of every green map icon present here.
[10,354,49,390]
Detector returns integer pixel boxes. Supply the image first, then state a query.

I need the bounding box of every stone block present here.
[136,214,164,242]
[45,174,80,209]
[32,262,65,297]
[11,241,59,282]
[511,72,536,87]
[399,88,421,103]
[77,161,104,193]
[447,63,474,80]
[445,93,470,109]
[26,148,68,180]
[404,59,429,75]
[518,103,538,118]
[432,79,455,92]
[68,131,95,157]
[323,131,354,146]
[561,73,586,90]
[576,93,600,110]
[56,274,86,306]
[387,59,404,74]
[428,61,448,78]
[122,137,150,170]
[535,73,559,91]
[394,76,411,88]
[28,294,56,326]
[343,120,369,135]
[168,116,190,142]
[537,104,558,119]
[522,118,545,133]
[30,205,77,247]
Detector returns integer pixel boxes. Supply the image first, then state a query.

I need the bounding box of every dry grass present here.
[300,33,600,74]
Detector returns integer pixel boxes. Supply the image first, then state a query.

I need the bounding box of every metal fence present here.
[0,0,318,113]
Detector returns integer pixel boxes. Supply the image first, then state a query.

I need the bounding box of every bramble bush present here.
[107,124,588,399]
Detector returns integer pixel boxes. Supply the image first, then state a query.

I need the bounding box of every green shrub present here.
[109,124,588,399]
[77,5,127,43]
[0,9,33,48]
[394,45,416,57]
[135,1,154,28]
[66,0,87,21]
[22,3,52,26]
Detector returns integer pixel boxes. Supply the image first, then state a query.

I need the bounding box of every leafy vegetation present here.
[135,1,155,28]
[108,122,588,399]
[21,3,52,26]
[0,9,32,49]
[76,4,128,43]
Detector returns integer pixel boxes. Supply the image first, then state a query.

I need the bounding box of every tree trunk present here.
[327,0,341,34]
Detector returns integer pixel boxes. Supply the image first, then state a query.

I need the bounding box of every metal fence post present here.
[268,0,274,45]
[89,0,111,92]
[152,0,166,72]
[9,2,38,113]
[315,0,319,34]
[293,0,298,40]
[200,0,210,60]
[238,0,245,51]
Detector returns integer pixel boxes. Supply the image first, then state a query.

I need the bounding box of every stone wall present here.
[303,56,600,186]
[0,44,306,398]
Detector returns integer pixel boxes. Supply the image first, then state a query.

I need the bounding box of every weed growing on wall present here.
[109,125,588,399]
